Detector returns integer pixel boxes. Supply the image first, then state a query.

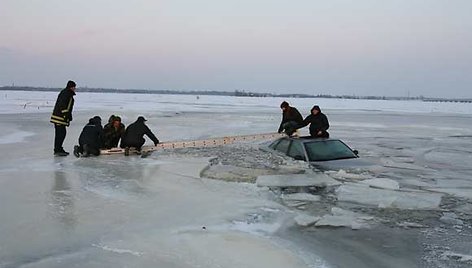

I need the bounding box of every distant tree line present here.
[1,86,471,103]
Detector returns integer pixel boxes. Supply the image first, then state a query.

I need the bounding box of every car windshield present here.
[305,140,357,161]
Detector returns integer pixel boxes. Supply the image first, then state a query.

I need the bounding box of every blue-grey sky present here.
[1,0,471,97]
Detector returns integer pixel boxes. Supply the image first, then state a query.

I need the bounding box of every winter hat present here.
[66,80,76,89]
[311,105,321,113]
[280,101,289,108]
[137,116,147,122]
[108,115,116,123]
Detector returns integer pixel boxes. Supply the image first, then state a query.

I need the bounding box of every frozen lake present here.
[1,90,472,268]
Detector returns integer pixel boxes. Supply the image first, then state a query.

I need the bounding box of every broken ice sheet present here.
[256,173,341,188]
[294,214,320,227]
[325,169,373,181]
[281,193,321,202]
[360,178,400,190]
[315,207,374,230]
[336,183,443,209]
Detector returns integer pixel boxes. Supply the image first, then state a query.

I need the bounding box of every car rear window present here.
[275,139,291,154]
[287,140,305,160]
[269,140,280,150]
[305,140,357,161]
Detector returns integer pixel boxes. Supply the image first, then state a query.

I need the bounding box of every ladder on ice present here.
[100,132,286,155]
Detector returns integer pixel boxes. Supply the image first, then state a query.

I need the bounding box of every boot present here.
[82,144,90,157]
[73,145,80,158]
[54,150,68,157]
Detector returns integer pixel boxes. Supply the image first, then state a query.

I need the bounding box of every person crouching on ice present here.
[300,105,330,138]
[73,116,104,157]
[120,116,159,154]
[102,115,126,149]
[278,101,303,136]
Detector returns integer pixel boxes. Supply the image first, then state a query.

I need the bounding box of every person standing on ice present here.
[102,115,126,149]
[73,116,104,157]
[277,101,303,136]
[120,116,159,154]
[300,105,330,138]
[50,80,76,156]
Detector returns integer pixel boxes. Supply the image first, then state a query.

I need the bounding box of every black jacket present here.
[79,118,103,149]
[103,122,126,149]
[121,120,159,147]
[302,110,329,136]
[278,107,303,133]
[50,88,75,126]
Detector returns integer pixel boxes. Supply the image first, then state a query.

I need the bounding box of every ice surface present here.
[0,130,34,144]
[2,91,472,268]
[336,183,443,209]
[256,173,341,188]
[282,193,321,202]
[326,169,373,181]
[3,90,472,115]
[294,214,321,227]
[397,222,426,228]
[360,178,400,190]
[315,207,374,230]
[380,158,430,171]
[426,188,472,200]
[439,213,464,226]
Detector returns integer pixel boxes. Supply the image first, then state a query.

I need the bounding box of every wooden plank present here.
[100,132,285,155]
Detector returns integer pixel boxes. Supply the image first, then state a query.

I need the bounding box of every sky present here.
[1,0,471,98]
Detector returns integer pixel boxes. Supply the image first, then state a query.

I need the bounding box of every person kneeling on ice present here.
[73,116,104,157]
[300,105,330,138]
[102,115,126,149]
[120,116,159,154]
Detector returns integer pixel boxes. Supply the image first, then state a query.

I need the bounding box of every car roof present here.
[279,136,340,144]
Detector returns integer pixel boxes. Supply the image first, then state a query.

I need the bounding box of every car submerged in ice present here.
[263,136,372,171]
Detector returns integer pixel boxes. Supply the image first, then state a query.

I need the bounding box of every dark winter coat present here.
[301,106,330,137]
[50,88,75,126]
[278,107,303,133]
[121,119,159,147]
[79,118,103,149]
[102,122,125,149]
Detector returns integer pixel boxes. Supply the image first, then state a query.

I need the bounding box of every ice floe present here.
[360,178,400,190]
[281,193,321,202]
[336,183,443,209]
[426,188,472,200]
[441,251,472,263]
[380,158,430,171]
[294,214,321,227]
[325,169,373,181]
[439,212,464,226]
[396,221,426,228]
[256,173,341,188]
[315,207,374,230]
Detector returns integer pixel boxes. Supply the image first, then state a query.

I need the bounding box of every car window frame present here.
[269,139,281,150]
[287,140,306,160]
[274,138,291,155]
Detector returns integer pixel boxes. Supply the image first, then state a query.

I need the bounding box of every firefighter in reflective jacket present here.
[50,80,76,156]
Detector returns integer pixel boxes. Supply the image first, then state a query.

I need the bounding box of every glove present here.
[154,140,160,146]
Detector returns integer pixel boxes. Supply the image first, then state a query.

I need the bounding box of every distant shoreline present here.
[1,86,471,103]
